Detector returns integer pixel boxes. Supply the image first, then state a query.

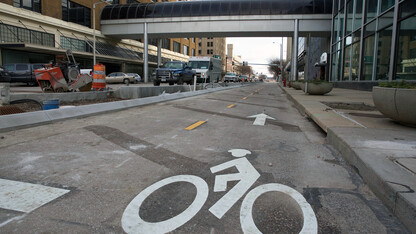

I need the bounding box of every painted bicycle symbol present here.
[122,149,318,233]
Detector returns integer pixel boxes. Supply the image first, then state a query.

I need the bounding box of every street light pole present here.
[273,39,284,80]
[93,0,112,65]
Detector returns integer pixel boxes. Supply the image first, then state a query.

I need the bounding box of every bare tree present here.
[267,58,288,79]
[235,65,252,76]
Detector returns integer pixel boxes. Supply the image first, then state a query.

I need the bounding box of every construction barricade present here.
[92,63,106,91]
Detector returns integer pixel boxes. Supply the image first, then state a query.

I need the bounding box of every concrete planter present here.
[302,82,333,95]
[291,81,302,90]
[372,87,416,126]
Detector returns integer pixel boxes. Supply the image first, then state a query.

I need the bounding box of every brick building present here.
[0,0,189,77]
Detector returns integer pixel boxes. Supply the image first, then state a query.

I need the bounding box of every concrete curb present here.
[0,85,242,133]
[280,84,416,233]
[279,85,360,132]
[327,128,416,233]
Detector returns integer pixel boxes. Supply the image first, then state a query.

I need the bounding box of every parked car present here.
[127,73,142,83]
[153,61,196,86]
[0,66,11,82]
[3,63,44,86]
[105,72,135,84]
[224,72,238,82]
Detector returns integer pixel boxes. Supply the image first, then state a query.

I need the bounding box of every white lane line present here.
[0,179,70,213]
[116,158,132,168]
[171,135,178,139]
[154,144,163,149]
[0,215,26,228]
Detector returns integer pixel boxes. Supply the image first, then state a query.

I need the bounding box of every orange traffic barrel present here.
[92,63,106,91]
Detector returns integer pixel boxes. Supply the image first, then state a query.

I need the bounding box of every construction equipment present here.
[34,50,93,92]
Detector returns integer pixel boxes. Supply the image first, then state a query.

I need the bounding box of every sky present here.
[226,37,287,77]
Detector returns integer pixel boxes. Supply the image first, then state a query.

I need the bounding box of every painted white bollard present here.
[193,75,197,92]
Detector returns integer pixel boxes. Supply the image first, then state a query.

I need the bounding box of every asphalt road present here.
[0,83,409,233]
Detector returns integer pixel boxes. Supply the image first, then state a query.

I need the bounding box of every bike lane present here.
[0,83,409,233]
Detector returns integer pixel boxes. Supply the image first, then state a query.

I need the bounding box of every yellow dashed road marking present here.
[227,104,235,108]
[185,121,207,130]
[242,97,248,100]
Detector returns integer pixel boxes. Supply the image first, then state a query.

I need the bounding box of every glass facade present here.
[101,0,333,20]
[331,0,416,81]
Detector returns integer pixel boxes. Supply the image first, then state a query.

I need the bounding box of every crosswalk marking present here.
[0,178,70,213]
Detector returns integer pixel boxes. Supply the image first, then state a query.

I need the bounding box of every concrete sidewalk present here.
[281,85,416,233]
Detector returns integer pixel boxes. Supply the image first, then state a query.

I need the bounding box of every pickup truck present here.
[0,66,11,82]
[3,63,44,86]
[153,61,196,86]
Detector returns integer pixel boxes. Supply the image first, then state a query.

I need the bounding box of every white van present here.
[188,56,222,83]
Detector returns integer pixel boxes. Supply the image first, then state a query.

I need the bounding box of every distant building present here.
[198,37,226,72]
[226,44,242,75]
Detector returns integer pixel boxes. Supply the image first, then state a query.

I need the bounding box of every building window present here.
[343,44,352,80]
[61,36,89,53]
[173,41,180,53]
[365,0,378,23]
[345,0,354,36]
[361,35,375,80]
[183,45,189,55]
[0,23,54,47]
[375,26,393,80]
[198,50,201,54]
[162,39,170,50]
[207,49,210,54]
[395,7,416,80]
[353,0,363,31]
[192,49,195,56]
[380,0,394,13]
[62,0,91,28]
[13,0,41,13]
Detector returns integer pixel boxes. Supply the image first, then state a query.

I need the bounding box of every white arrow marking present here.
[247,113,276,126]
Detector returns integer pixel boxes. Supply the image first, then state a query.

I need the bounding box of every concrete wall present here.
[10,91,113,103]
[9,85,209,104]
[115,86,195,99]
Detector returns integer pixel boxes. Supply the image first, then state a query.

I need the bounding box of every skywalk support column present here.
[157,39,162,68]
[144,22,149,83]
[292,19,299,81]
